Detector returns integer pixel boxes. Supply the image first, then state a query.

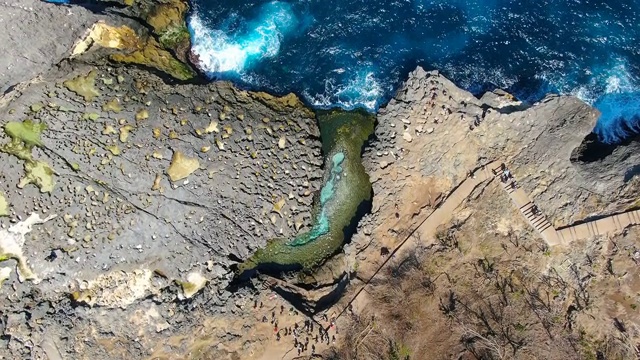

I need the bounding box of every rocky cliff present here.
[0,0,103,93]
[0,2,639,360]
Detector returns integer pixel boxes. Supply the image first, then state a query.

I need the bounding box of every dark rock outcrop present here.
[0,0,104,93]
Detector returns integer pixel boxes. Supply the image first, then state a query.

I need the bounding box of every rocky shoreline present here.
[1,1,639,359]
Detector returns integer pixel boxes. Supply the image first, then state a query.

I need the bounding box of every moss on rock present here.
[159,24,190,49]
[167,151,200,181]
[72,22,195,81]
[63,71,101,102]
[0,192,8,217]
[1,120,55,193]
[110,36,195,81]
[144,0,188,34]
[71,22,139,56]
[19,160,55,193]
[249,92,315,118]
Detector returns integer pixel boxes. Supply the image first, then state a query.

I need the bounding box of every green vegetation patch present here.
[159,24,190,49]
[0,192,8,217]
[144,0,189,35]
[102,98,123,113]
[63,70,101,102]
[110,38,195,81]
[4,120,46,149]
[1,120,55,193]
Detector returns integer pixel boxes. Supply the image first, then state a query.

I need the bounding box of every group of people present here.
[493,164,543,217]
[498,163,513,183]
[285,318,336,356]
[492,163,518,190]
[470,114,483,129]
[255,298,338,356]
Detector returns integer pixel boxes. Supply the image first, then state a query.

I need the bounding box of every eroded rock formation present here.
[0,2,638,360]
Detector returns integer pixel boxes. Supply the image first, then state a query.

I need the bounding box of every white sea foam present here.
[305,71,385,111]
[443,63,518,93]
[535,58,639,106]
[604,62,635,94]
[189,2,297,75]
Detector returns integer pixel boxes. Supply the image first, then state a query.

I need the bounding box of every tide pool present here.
[236,110,374,275]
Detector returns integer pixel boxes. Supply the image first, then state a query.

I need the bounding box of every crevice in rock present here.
[624,164,640,183]
[570,132,640,164]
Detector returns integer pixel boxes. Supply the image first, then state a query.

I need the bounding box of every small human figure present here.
[531,204,539,216]
[380,247,390,256]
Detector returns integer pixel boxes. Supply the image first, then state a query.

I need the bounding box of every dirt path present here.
[335,162,499,322]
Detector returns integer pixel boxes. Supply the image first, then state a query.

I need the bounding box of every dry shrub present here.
[329,225,640,360]
[328,252,452,360]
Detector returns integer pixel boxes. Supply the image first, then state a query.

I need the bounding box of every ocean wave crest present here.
[304,71,385,111]
[188,1,298,75]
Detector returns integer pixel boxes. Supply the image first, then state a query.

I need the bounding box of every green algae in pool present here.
[237,109,374,274]
[288,152,344,247]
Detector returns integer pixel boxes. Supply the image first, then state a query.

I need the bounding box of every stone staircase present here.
[490,164,562,245]
[490,163,640,246]
[557,209,640,243]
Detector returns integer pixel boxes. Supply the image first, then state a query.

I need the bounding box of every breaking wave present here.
[188,1,298,74]
[185,0,640,142]
[304,71,385,111]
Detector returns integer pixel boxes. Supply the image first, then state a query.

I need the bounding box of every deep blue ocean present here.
[187,0,640,143]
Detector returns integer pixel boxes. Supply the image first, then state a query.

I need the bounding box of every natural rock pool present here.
[237,109,374,276]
